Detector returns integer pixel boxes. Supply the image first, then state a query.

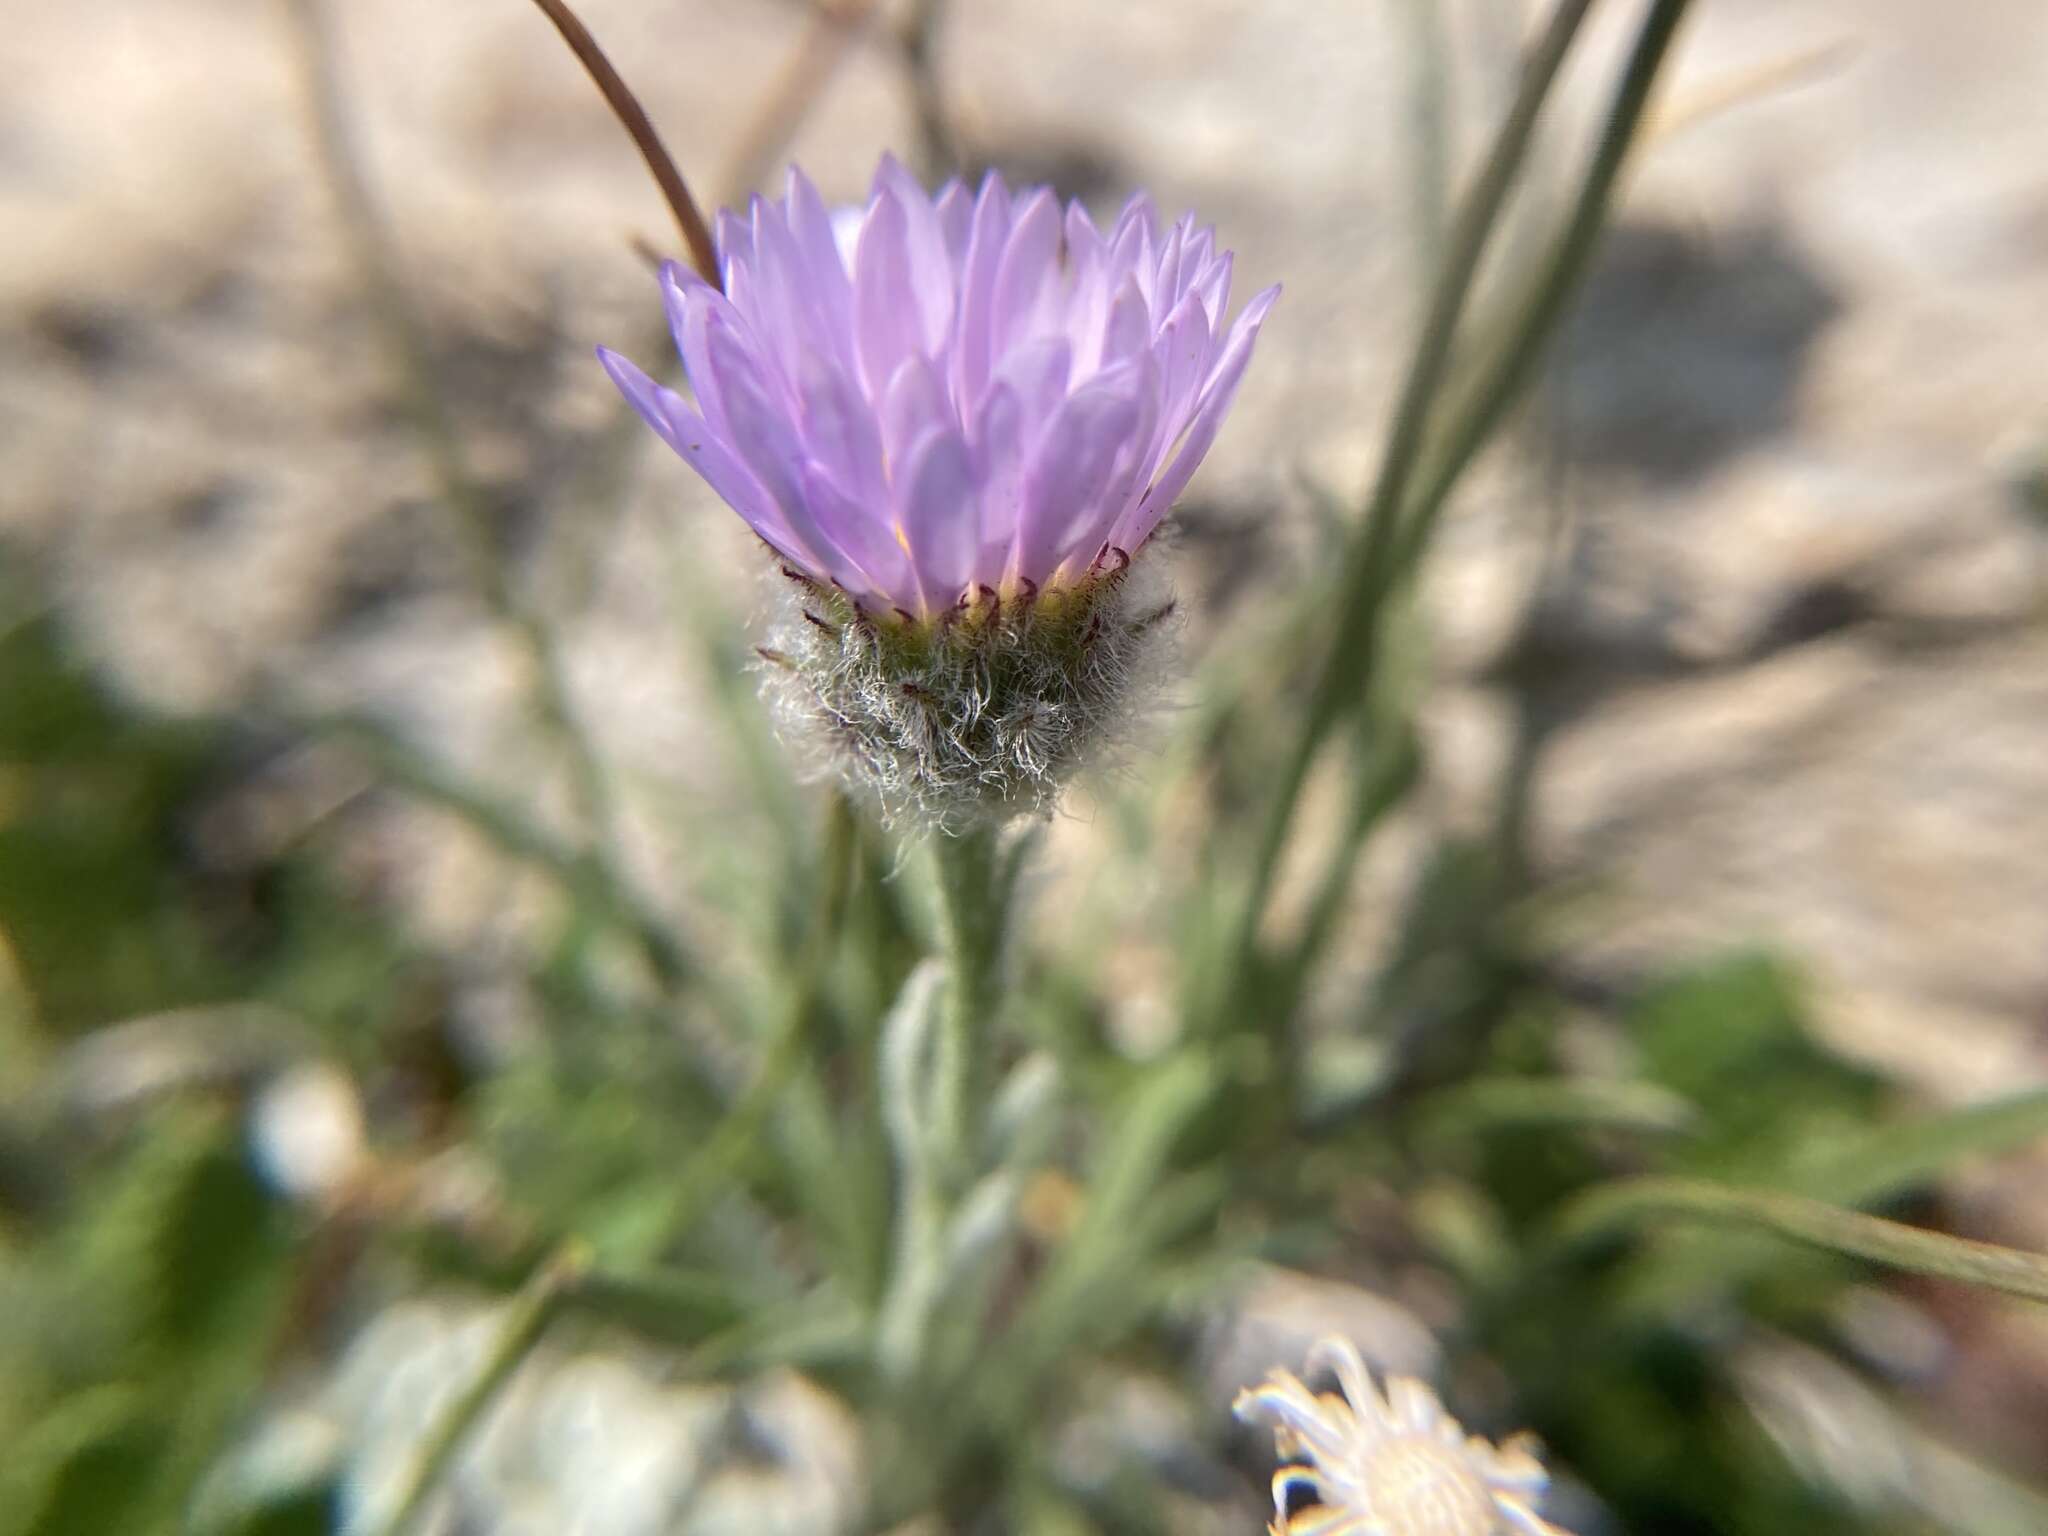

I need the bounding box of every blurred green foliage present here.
[9,493,2048,1535]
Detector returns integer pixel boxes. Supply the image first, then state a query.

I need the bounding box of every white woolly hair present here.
[754,552,1181,832]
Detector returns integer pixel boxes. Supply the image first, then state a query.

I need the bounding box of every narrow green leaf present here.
[362,1247,586,1536]
[1,1387,144,1536]
[1001,1050,1220,1384]
[1621,1088,2048,1315]
[1793,1088,2048,1208]
[1556,1178,2048,1304]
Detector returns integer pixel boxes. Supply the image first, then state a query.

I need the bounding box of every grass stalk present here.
[283,0,637,908]
[1556,1178,2048,1305]
[370,1246,587,1536]
[1220,0,1603,1012]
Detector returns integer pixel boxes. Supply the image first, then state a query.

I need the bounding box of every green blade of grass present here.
[1555,1177,2048,1305]
[1220,0,1605,1016]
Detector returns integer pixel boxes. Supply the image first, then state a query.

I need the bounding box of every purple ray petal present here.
[875,153,954,354]
[1062,201,1113,374]
[990,188,1061,368]
[1108,192,1159,258]
[715,208,755,295]
[785,167,855,356]
[894,425,980,609]
[1153,288,1213,443]
[1099,276,1152,376]
[1113,283,1278,551]
[1175,225,1215,306]
[854,191,922,402]
[1193,250,1233,336]
[971,380,1028,577]
[663,263,751,442]
[738,194,809,390]
[693,298,872,588]
[800,460,909,602]
[1091,352,1162,543]
[952,172,1015,417]
[1014,371,1142,582]
[753,189,846,370]
[989,336,1072,449]
[1140,217,1185,314]
[934,180,973,267]
[598,347,808,567]
[881,352,950,472]
[797,353,887,508]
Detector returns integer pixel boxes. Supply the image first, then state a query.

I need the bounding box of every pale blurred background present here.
[4,2,2047,1532]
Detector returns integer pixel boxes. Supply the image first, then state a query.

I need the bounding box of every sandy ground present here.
[6,0,2048,1259]
[7,0,2048,1092]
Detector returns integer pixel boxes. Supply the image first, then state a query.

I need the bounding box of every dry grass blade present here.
[523,0,722,286]
[285,0,635,886]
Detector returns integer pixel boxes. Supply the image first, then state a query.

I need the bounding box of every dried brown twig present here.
[522,0,721,285]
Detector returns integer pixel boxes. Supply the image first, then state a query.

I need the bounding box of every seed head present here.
[758,551,1177,829]
[1234,1337,1569,1536]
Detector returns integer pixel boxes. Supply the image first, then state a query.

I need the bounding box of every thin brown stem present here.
[523,0,722,285]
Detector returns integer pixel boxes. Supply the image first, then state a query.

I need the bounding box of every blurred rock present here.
[218,1293,864,1536]
[1202,1265,1440,1407]
[249,1059,367,1207]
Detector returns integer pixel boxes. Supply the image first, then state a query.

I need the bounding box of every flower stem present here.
[927,821,1003,1187]
[876,824,1010,1390]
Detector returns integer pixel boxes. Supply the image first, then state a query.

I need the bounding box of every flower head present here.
[601,155,1277,827]
[1233,1337,1568,1536]
[601,154,1277,617]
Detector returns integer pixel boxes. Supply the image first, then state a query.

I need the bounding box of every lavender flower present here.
[601,155,1276,827]
[602,154,1276,616]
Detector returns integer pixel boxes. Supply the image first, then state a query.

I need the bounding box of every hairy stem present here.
[928,821,1004,1185]
[876,823,1012,1390]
